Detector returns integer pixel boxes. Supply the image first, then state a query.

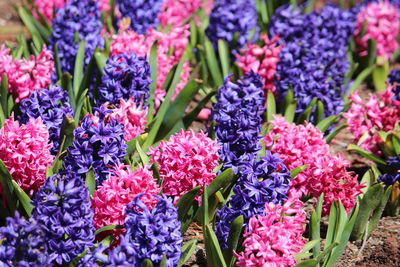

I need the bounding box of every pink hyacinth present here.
[235,193,306,267]
[0,45,54,103]
[158,0,204,28]
[32,0,67,22]
[265,115,363,215]
[110,27,190,109]
[108,98,147,141]
[354,1,399,60]
[149,129,219,202]
[344,86,400,155]
[0,116,53,197]
[236,34,283,94]
[92,164,159,242]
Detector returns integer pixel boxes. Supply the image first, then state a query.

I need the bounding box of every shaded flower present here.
[117,0,163,34]
[212,72,265,173]
[63,106,127,185]
[354,0,399,60]
[388,69,400,100]
[149,129,219,202]
[235,194,306,267]
[0,45,54,103]
[19,85,74,155]
[97,52,152,106]
[0,116,53,197]
[215,152,292,249]
[379,155,400,186]
[31,169,95,265]
[0,212,50,266]
[49,0,104,76]
[206,0,259,53]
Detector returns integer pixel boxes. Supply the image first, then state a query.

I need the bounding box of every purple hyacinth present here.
[379,155,400,186]
[49,0,104,77]
[388,69,400,100]
[271,4,355,122]
[0,212,50,266]
[97,52,152,106]
[206,0,259,54]
[31,169,95,265]
[18,85,74,155]
[212,72,265,173]
[215,151,292,249]
[117,0,163,34]
[63,106,127,185]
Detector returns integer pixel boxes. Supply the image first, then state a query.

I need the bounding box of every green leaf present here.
[326,124,347,144]
[147,42,158,122]
[178,239,198,267]
[73,40,86,97]
[141,259,154,267]
[207,169,235,197]
[317,242,339,264]
[160,255,167,267]
[316,115,338,133]
[367,185,392,237]
[73,89,89,124]
[1,73,9,117]
[304,0,314,13]
[17,7,44,49]
[315,101,325,124]
[202,186,209,227]
[0,160,17,212]
[302,239,321,253]
[348,65,374,95]
[366,39,377,68]
[54,44,63,81]
[11,180,33,216]
[296,98,317,124]
[290,165,309,178]
[136,140,150,166]
[94,52,108,74]
[62,73,75,108]
[311,194,323,258]
[85,169,96,196]
[266,91,276,122]
[205,224,227,267]
[295,259,318,267]
[347,144,386,165]
[372,56,389,92]
[204,38,223,86]
[325,201,338,248]
[100,235,114,247]
[218,40,230,78]
[224,215,244,267]
[176,186,201,225]
[94,224,123,236]
[183,89,216,128]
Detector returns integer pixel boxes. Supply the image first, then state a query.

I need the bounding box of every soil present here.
[0,0,399,266]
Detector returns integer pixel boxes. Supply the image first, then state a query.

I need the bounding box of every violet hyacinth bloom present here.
[212,72,265,173]
[49,0,104,77]
[379,155,400,186]
[63,106,127,185]
[117,0,163,34]
[19,85,74,155]
[388,69,400,100]
[206,0,259,54]
[31,168,95,266]
[0,212,51,266]
[215,152,292,249]
[270,4,355,122]
[97,52,152,106]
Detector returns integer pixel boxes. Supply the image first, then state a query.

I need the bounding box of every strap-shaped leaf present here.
[218,40,230,78]
[85,169,96,196]
[266,91,276,122]
[0,160,17,213]
[178,239,198,267]
[204,38,223,86]
[224,215,244,267]
[147,42,158,122]
[347,144,386,165]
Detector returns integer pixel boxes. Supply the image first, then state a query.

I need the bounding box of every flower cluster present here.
[0,212,50,266]
[206,0,259,53]
[379,155,400,186]
[354,0,399,60]
[108,98,147,141]
[344,86,400,155]
[63,107,127,185]
[31,169,95,265]
[0,116,53,196]
[117,0,163,34]
[235,195,306,267]
[92,164,159,242]
[19,85,74,155]
[388,69,400,100]
[0,45,53,103]
[106,194,183,266]
[97,52,152,106]
[49,0,104,76]
[215,152,292,249]
[32,0,66,22]
[236,34,283,94]
[110,26,190,109]
[150,129,219,202]
[265,116,363,215]
[158,0,204,28]
[212,73,265,173]
[271,4,354,121]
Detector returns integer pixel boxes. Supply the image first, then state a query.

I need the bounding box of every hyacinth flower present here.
[0,45,54,103]
[270,4,354,121]
[31,168,95,265]
[63,106,127,185]
[49,0,104,77]
[235,194,306,266]
[388,69,400,100]
[215,151,292,249]
[206,0,259,53]
[354,0,399,60]
[344,86,400,156]
[110,26,190,109]
[379,155,400,186]
[92,164,159,243]
[158,0,206,28]
[18,85,74,155]
[0,212,51,266]
[117,0,163,34]
[0,116,53,197]
[149,129,219,202]
[236,33,283,94]
[265,115,363,215]
[96,52,152,106]
[212,72,264,173]
[31,0,66,22]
